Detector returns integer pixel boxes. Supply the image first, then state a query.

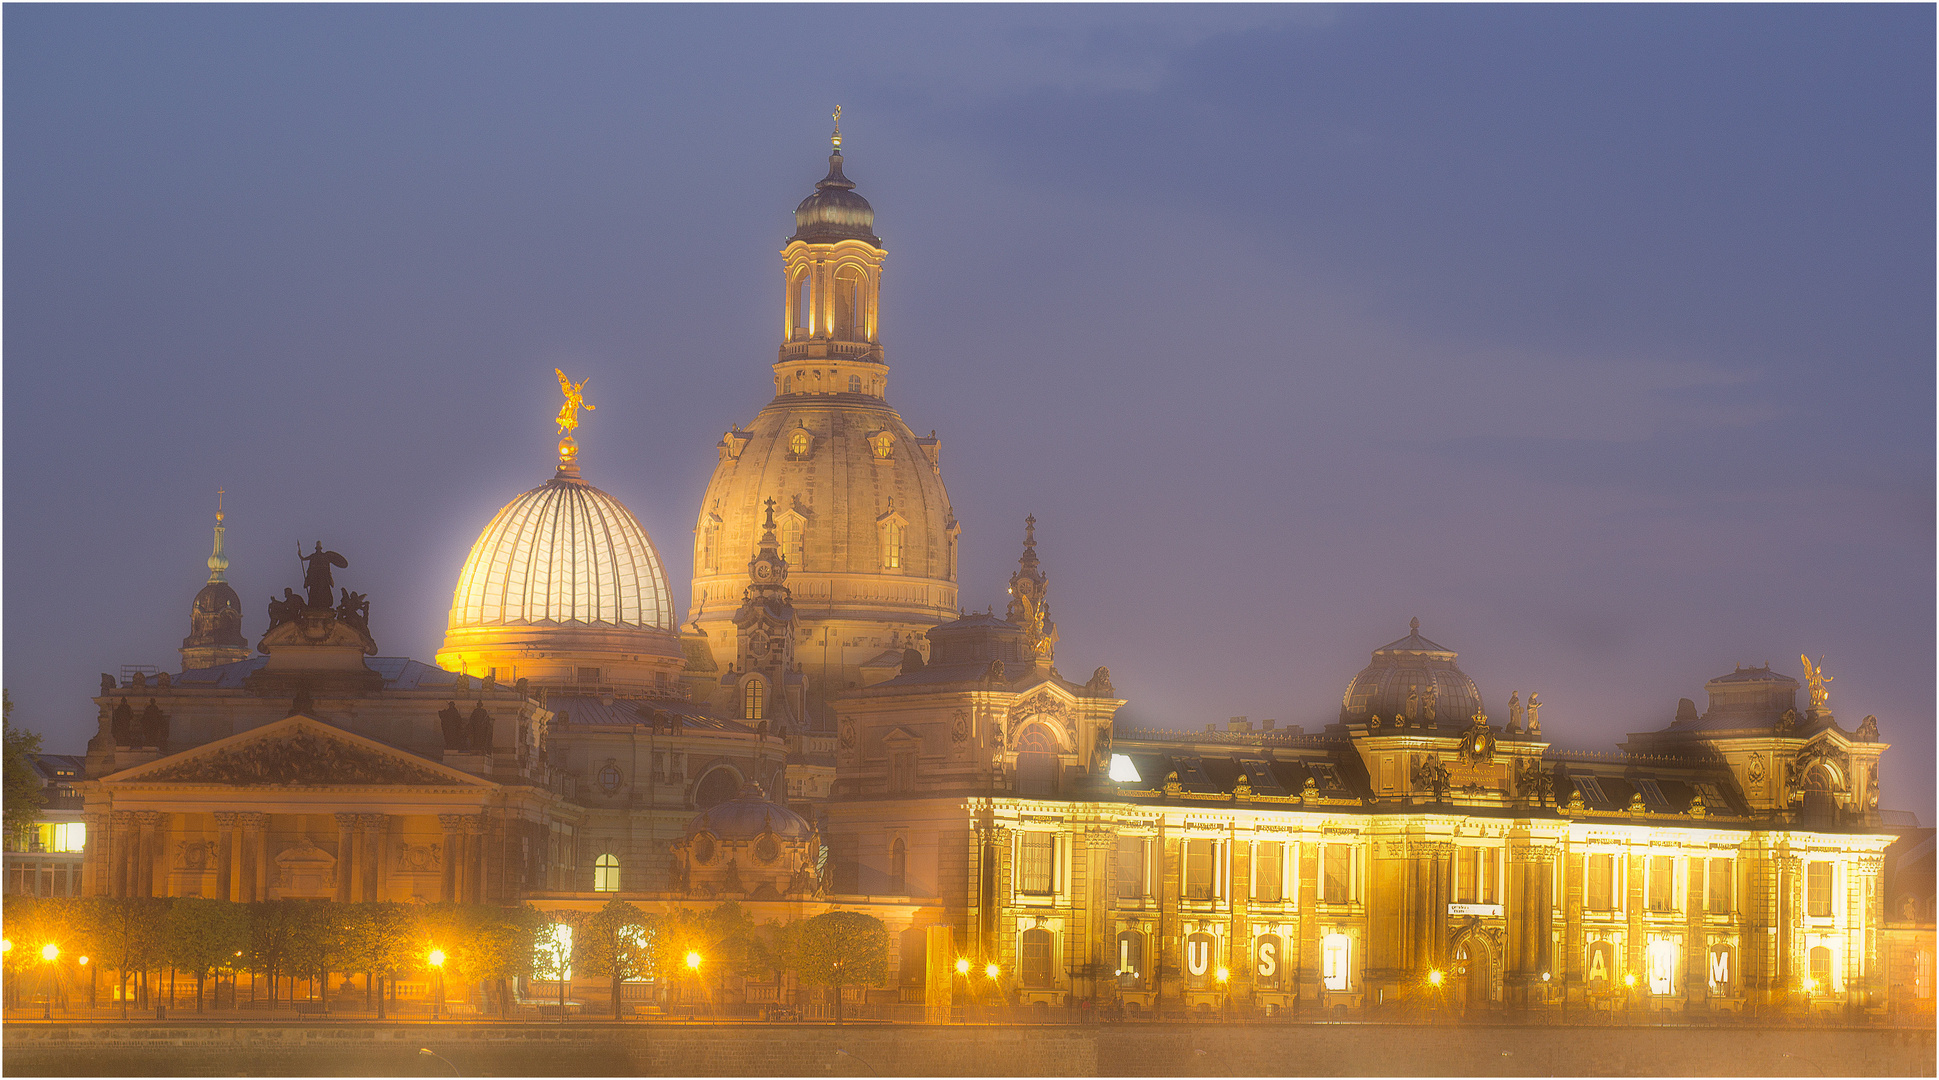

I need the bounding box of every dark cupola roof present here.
[1339,617,1484,731]
[790,121,880,246]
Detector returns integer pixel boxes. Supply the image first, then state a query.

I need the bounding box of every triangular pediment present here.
[106,715,494,789]
[883,726,923,745]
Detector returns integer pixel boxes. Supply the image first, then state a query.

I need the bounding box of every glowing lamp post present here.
[1215,966,1230,1021]
[39,944,59,1019]
[427,950,446,1022]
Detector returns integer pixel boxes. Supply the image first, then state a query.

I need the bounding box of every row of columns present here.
[84,809,501,903]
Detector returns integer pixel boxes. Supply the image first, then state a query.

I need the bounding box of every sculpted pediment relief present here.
[123,718,469,788]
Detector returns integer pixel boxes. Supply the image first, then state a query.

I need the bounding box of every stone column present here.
[214,813,238,903]
[244,813,268,902]
[135,812,162,898]
[464,816,487,904]
[108,812,134,898]
[80,811,106,898]
[438,815,464,903]
[334,814,358,903]
[360,815,386,901]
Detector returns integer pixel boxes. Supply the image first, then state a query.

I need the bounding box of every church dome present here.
[185,581,247,650]
[438,432,685,692]
[448,471,673,631]
[684,781,814,840]
[791,150,880,246]
[1339,618,1484,730]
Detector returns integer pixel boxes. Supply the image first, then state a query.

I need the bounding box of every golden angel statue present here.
[555,369,595,436]
[1800,655,1833,711]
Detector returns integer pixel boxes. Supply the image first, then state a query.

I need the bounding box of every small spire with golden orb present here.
[206,489,230,583]
[831,105,842,151]
[554,369,595,477]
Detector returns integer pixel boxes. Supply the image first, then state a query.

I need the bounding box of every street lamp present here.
[427,949,446,1022]
[1215,967,1230,1021]
[40,944,59,1019]
[955,958,970,976]
[983,963,999,981]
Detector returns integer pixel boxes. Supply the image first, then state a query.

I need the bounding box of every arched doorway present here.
[1451,927,1497,1010]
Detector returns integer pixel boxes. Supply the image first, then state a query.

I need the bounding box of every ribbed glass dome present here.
[449,474,674,631]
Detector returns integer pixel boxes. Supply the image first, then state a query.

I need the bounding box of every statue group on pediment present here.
[146,730,448,786]
[109,697,170,749]
[262,543,378,651]
[438,700,495,754]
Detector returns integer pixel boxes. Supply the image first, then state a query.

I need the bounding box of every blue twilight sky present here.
[6,5,1933,818]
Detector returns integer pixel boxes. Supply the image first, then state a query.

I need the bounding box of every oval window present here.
[692,834,716,865]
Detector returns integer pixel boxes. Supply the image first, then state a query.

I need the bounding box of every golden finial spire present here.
[207,488,230,583]
[832,105,842,151]
[554,369,594,474]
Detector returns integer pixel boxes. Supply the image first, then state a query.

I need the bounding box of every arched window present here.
[890,837,907,893]
[694,767,740,809]
[783,375,793,394]
[1015,725,1059,796]
[792,274,811,338]
[701,523,719,572]
[1019,928,1053,988]
[1184,932,1217,989]
[788,429,811,457]
[882,520,903,569]
[833,266,864,339]
[743,678,765,721]
[1808,946,1833,994]
[782,517,805,569]
[1322,933,1351,991]
[1116,931,1144,988]
[1255,934,1283,990]
[594,854,620,893]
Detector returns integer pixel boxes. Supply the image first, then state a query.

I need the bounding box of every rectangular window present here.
[1587,854,1615,911]
[1322,844,1351,905]
[576,667,601,683]
[1019,833,1055,896]
[1807,862,1833,918]
[1649,856,1675,911]
[1707,858,1733,914]
[1185,839,1215,900]
[36,822,85,854]
[1254,841,1283,902]
[1117,837,1147,899]
[652,751,665,782]
[1915,950,1933,1001]
[832,836,859,894]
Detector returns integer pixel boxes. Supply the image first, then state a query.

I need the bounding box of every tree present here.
[3,692,45,848]
[248,900,302,1007]
[459,904,544,1019]
[576,900,653,1019]
[789,910,888,1024]
[164,898,248,1012]
[335,902,416,1018]
[532,910,578,1011]
[104,897,169,1014]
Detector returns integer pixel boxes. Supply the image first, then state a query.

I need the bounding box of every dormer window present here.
[743,678,765,721]
[869,431,894,460]
[787,427,812,460]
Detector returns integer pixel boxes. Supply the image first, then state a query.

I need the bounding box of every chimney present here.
[1227,716,1251,732]
[1258,719,1277,732]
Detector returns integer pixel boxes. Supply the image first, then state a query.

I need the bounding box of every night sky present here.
[7,6,1932,819]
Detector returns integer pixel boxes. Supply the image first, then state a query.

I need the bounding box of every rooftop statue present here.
[299,542,348,609]
[555,369,594,437]
[1801,654,1833,712]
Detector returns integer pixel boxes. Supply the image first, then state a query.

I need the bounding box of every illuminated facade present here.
[820,536,1907,1016]
[688,123,959,727]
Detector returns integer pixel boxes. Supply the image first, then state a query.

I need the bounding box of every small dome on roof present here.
[791,150,880,246]
[1340,617,1484,730]
[684,781,814,840]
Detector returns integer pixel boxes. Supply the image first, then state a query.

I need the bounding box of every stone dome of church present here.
[438,430,684,692]
[186,581,246,650]
[791,149,879,246]
[683,780,814,840]
[1339,618,1484,730]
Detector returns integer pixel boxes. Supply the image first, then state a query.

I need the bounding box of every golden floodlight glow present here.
[1216,967,1230,984]
[428,949,446,969]
[685,951,703,971]
[78,956,89,966]
[2,939,11,953]
[40,944,58,962]
[1623,973,1637,988]
[1428,969,1443,987]
[954,958,970,975]
[984,963,1000,980]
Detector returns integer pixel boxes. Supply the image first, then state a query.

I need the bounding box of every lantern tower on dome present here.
[689,114,959,725]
